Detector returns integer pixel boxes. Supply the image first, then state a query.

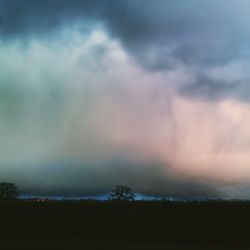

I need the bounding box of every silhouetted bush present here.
[109,185,135,201]
[0,182,19,200]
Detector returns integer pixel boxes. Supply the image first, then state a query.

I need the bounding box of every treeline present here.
[0,183,136,201]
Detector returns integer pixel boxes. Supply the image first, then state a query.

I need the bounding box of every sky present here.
[1,0,250,198]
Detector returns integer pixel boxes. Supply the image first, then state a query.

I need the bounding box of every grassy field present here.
[0,200,250,249]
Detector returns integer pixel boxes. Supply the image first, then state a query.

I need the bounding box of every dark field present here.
[1,200,250,249]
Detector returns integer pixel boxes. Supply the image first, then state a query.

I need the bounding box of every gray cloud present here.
[0,0,106,39]
[179,76,238,101]
[105,1,227,67]
[1,0,250,101]
[0,1,246,64]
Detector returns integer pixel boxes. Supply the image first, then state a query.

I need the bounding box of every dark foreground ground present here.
[1,200,250,249]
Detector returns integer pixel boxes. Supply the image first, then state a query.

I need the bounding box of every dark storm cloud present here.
[0,0,242,65]
[0,0,108,40]
[1,0,249,101]
[105,0,228,68]
[2,159,221,198]
[179,76,239,101]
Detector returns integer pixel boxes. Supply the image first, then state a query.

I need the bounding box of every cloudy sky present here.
[1,0,250,198]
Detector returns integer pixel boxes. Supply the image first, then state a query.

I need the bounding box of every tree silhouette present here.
[109,185,135,201]
[0,182,19,200]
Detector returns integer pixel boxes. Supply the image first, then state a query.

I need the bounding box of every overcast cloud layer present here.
[1,1,250,198]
